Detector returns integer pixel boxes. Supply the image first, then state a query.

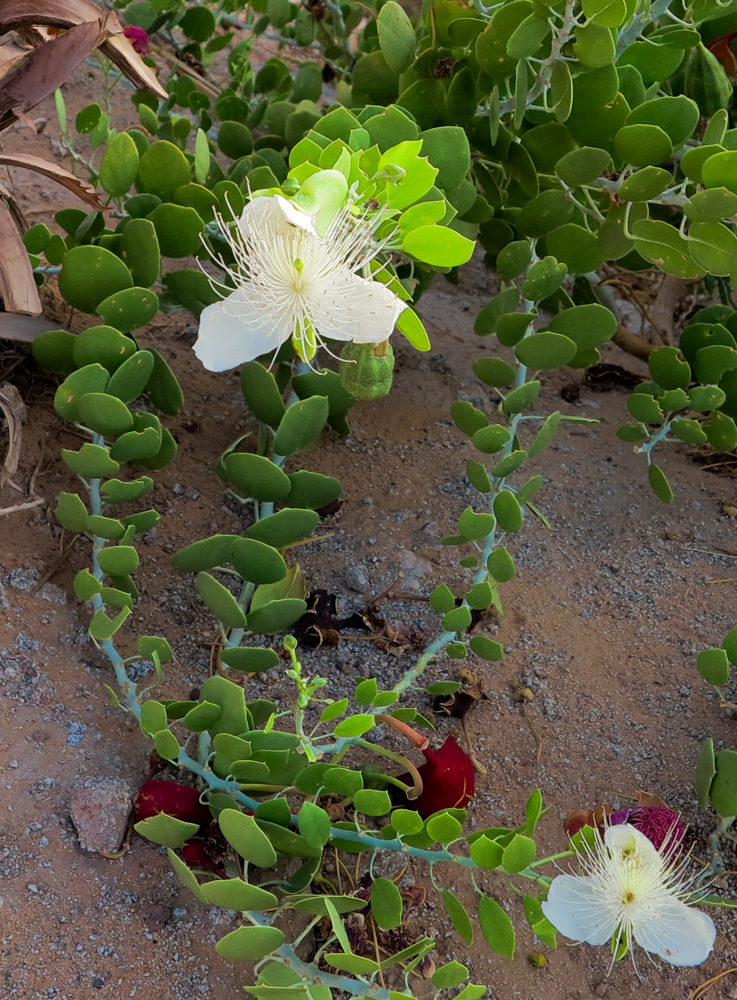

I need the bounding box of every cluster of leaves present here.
[18,303,562,993]
[618,304,737,499]
[696,629,737,824]
[133,662,554,984]
[32,300,561,993]
[118,0,359,73]
[428,301,609,656]
[170,360,351,648]
[32,322,181,641]
[0,0,166,317]
[37,0,737,500]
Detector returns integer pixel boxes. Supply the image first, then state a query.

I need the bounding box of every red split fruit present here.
[408,736,475,818]
[134,779,212,827]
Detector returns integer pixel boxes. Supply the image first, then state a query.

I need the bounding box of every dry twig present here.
[0,495,42,516]
[689,967,737,1000]
[0,382,25,486]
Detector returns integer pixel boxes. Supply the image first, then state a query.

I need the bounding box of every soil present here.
[1,54,737,1000]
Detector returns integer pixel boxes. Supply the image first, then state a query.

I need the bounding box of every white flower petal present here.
[605,824,663,871]
[542,875,619,946]
[196,193,406,373]
[275,194,319,235]
[633,897,716,967]
[542,824,717,971]
[193,290,286,372]
[237,196,294,242]
[308,267,405,344]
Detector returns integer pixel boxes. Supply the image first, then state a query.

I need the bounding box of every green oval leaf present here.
[710,750,737,817]
[97,287,159,333]
[697,648,730,686]
[246,508,320,547]
[197,571,247,628]
[371,877,403,929]
[648,463,674,503]
[215,925,285,961]
[219,808,278,867]
[99,131,140,198]
[59,246,133,314]
[134,813,199,849]
[273,396,329,457]
[377,1,416,74]
[224,453,292,501]
[478,894,515,958]
[441,889,474,944]
[77,393,134,437]
[514,332,577,370]
[138,140,192,201]
[402,226,475,267]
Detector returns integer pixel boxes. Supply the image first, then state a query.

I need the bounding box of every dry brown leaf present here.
[0,382,26,487]
[0,152,105,209]
[0,179,27,231]
[7,4,168,102]
[0,17,114,131]
[0,36,26,76]
[0,200,41,315]
[400,885,427,909]
[0,0,120,32]
[635,789,666,810]
[102,35,168,101]
[0,313,58,343]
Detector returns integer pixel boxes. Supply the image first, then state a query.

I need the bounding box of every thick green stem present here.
[356,738,423,799]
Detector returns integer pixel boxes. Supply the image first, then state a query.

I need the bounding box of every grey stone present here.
[2,566,39,591]
[344,565,368,592]
[125,658,155,682]
[396,548,433,591]
[66,721,87,746]
[69,777,133,854]
[39,583,67,605]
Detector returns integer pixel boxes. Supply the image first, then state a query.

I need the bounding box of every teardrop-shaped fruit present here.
[339,340,395,400]
[684,44,732,117]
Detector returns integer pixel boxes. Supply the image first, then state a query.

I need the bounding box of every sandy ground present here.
[1,56,737,1000]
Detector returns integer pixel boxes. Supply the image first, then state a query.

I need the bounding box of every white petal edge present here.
[633,896,716,967]
[541,874,619,947]
[193,290,287,372]
[236,195,298,242]
[275,194,319,235]
[307,267,406,344]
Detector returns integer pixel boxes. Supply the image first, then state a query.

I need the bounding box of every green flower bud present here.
[281,177,300,197]
[291,169,349,236]
[339,340,395,400]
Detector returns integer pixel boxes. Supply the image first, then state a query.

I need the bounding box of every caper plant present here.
[21,0,737,988]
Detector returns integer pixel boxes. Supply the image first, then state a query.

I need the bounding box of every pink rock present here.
[69,777,133,853]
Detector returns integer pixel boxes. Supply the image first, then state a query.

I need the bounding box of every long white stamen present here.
[192,193,407,372]
[542,823,716,974]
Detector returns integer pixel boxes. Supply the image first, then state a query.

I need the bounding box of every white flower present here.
[541,824,716,970]
[193,194,406,372]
